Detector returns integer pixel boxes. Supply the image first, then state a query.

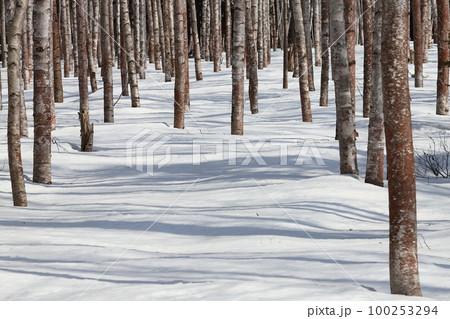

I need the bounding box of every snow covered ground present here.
[0,45,449,301]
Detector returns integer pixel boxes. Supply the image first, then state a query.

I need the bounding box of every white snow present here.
[0,45,449,301]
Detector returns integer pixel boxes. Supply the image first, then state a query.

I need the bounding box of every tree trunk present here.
[163,0,173,81]
[412,0,423,87]
[382,0,422,297]
[330,0,358,175]
[319,0,329,106]
[151,0,161,70]
[436,0,449,115]
[146,0,155,64]
[422,0,431,62]
[290,0,312,122]
[33,0,52,184]
[120,0,140,107]
[312,0,321,66]
[283,0,289,89]
[119,10,129,96]
[301,0,315,91]
[362,0,373,118]
[174,0,185,129]
[202,0,210,61]
[231,0,245,135]
[77,0,94,152]
[71,0,79,76]
[246,0,259,114]
[7,0,29,206]
[344,0,356,114]
[224,0,231,68]
[188,0,203,80]
[212,0,221,72]
[101,0,114,123]
[156,0,167,76]
[365,0,384,187]
[52,0,63,103]
[60,0,71,77]
[0,0,6,68]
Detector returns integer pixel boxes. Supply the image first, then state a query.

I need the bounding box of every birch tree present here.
[101,0,114,123]
[291,0,312,122]
[362,0,373,118]
[174,0,185,129]
[231,0,245,135]
[412,0,423,87]
[7,0,29,206]
[330,0,358,174]
[33,0,52,184]
[246,0,258,114]
[436,0,449,115]
[77,0,93,151]
[382,0,421,296]
[319,0,329,106]
[365,0,384,187]
[120,0,140,107]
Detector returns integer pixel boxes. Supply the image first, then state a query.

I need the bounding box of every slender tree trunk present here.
[365,0,384,187]
[436,0,449,115]
[140,0,147,77]
[225,0,231,68]
[146,0,155,64]
[362,0,373,118]
[202,0,210,61]
[120,0,140,107]
[0,0,6,67]
[156,0,167,75]
[283,0,289,89]
[189,0,202,80]
[77,0,94,151]
[101,0,114,123]
[174,0,185,129]
[312,0,321,66]
[53,0,63,103]
[412,0,423,87]
[33,0,52,184]
[7,0,29,206]
[382,0,422,297]
[319,0,329,106]
[246,0,259,114]
[422,0,431,62]
[290,0,312,122]
[21,21,31,90]
[231,0,245,135]
[163,0,172,81]
[257,0,264,69]
[119,11,129,96]
[330,0,358,175]
[212,0,221,72]
[87,0,98,92]
[301,0,315,91]
[344,0,356,114]
[71,0,78,76]
[151,0,161,70]
[60,0,71,77]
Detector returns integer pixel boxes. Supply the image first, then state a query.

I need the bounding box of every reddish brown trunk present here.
[174,0,185,129]
[436,0,449,115]
[362,0,373,118]
[319,0,329,106]
[382,0,421,296]
[412,0,423,87]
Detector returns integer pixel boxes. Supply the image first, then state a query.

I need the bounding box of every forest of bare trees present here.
[0,0,448,297]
